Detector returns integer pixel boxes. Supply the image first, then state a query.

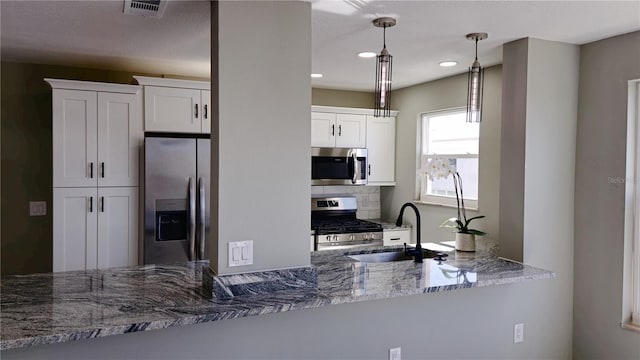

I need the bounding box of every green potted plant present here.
[439,171,486,251]
[421,157,487,251]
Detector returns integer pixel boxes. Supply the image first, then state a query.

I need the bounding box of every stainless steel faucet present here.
[395,202,423,263]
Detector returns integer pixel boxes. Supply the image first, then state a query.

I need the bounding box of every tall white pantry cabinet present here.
[46,79,142,272]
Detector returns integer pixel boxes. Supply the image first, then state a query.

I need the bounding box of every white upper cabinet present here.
[201,90,212,134]
[48,79,142,188]
[335,114,366,148]
[133,76,211,134]
[52,89,98,188]
[142,86,201,133]
[311,106,398,186]
[366,115,396,186]
[311,112,337,147]
[311,110,366,148]
[97,92,142,187]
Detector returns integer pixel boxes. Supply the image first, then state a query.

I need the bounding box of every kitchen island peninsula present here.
[0,239,553,351]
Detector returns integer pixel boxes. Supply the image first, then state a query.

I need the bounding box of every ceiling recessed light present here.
[358,52,377,58]
[439,61,458,67]
[311,73,323,78]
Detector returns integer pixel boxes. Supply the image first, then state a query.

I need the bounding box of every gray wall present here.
[498,41,528,262]
[573,31,640,359]
[211,1,311,274]
[499,38,580,360]
[381,66,502,243]
[524,38,580,358]
[312,88,373,109]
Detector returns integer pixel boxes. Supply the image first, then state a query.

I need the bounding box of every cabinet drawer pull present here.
[195,104,199,119]
[89,197,93,213]
[390,237,401,241]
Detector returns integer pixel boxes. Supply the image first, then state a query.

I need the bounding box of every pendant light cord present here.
[475,37,478,61]
[383,25,387,49]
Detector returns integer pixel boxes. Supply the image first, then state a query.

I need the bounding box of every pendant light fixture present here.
[373,17,396,118]
[466,32,488,123]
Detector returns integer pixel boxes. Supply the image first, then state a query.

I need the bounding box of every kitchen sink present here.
[348,249,444,263]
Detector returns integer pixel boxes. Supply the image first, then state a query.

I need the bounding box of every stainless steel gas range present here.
[311,196,383,251]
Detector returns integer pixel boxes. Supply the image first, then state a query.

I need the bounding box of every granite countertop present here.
[0,239,554,350]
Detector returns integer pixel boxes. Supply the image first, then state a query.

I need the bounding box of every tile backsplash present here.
[311,186,380,219]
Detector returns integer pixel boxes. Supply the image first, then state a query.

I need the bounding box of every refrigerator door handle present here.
[198,177,206,260]
[189,177,196,261]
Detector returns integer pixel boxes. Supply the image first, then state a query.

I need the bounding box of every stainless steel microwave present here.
[311,147,367,186]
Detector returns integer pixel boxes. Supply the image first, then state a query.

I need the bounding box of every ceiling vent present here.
[124,0,167,18]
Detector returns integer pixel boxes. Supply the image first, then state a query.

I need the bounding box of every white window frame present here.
[416,107,479,210]
[623,79,640,330]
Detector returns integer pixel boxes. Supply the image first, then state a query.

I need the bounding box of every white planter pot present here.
[455,232,476,252]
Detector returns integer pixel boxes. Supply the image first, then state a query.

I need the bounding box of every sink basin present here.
[348,249,443,263]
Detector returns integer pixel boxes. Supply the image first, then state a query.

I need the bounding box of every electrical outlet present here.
[389,347,401,360]
[29,201,47,216]
[514,323,524,343]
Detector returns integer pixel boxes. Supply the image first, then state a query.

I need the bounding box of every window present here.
[417,108,479,209]
[625,80,640,330]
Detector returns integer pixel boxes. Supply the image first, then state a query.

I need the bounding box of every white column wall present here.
[211,1,311,274]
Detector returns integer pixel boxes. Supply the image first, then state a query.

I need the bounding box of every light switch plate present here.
[29,201,47,216]
[228,240,253,267]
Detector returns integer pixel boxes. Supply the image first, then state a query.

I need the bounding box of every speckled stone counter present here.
[0,240,553,350]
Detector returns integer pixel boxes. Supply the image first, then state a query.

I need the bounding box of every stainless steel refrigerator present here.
[143,136,210,264]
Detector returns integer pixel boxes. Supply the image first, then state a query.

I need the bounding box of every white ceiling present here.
[1,0,639,91]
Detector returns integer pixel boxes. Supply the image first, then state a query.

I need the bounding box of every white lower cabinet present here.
[96,187,139,269]
[53,187,138,272]
[383,228,411,246]
[53,188,98,272]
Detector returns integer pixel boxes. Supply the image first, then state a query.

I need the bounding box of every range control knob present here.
[332,235,338,242]
[326,235,331,242]
[349,234,354,241]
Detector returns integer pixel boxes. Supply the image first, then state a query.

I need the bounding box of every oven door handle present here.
[188,177,196,261]
[351,152,358,184]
